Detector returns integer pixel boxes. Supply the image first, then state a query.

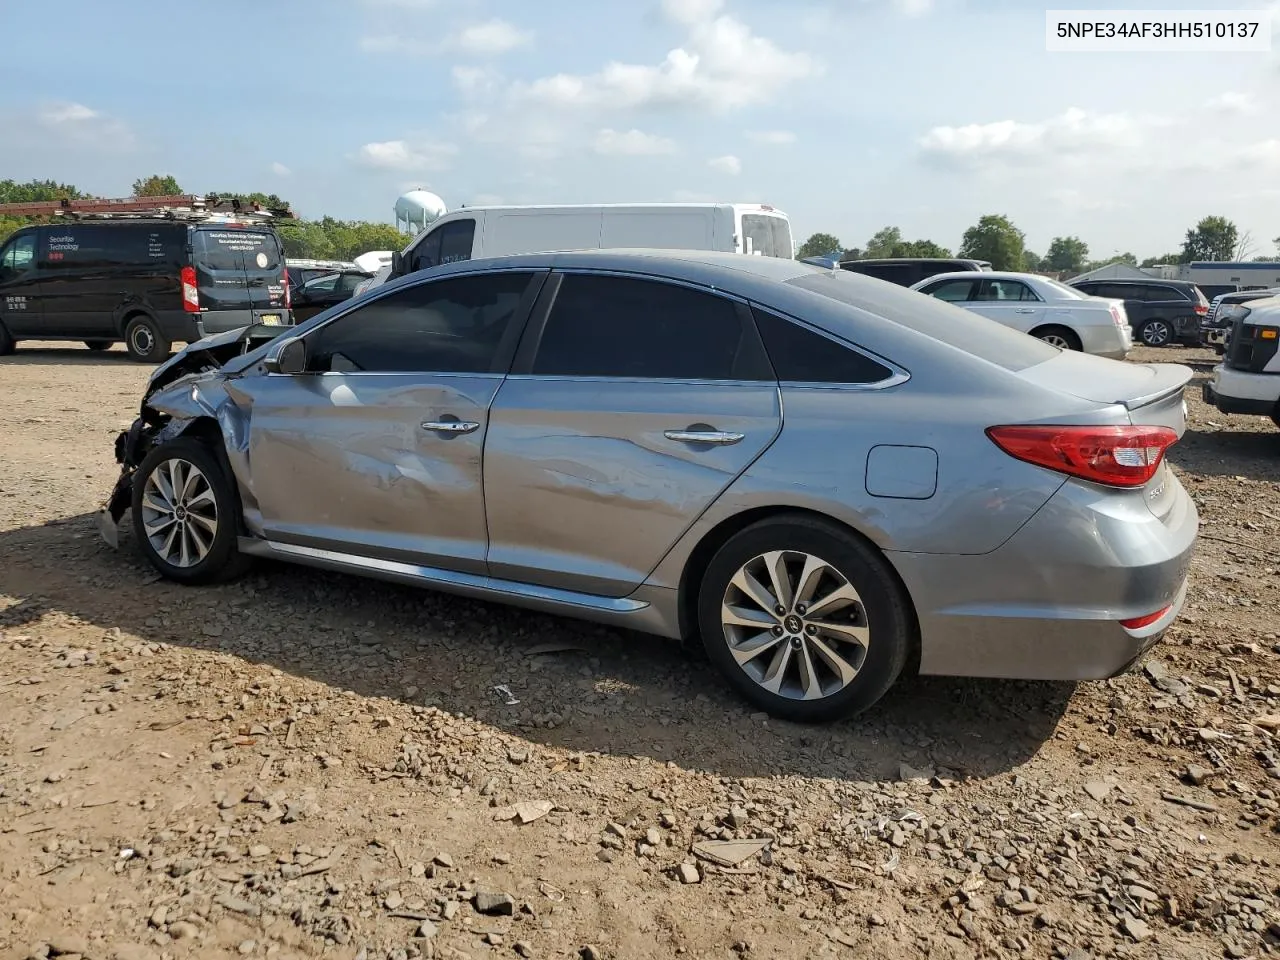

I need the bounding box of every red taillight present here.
[180,265,199,313]
[986,424,1178,488]
[1193,303,1208,315]
[1120,606,1171,630]
[283,269,291,309]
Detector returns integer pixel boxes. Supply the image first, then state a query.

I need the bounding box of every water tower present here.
[394,189,446,235]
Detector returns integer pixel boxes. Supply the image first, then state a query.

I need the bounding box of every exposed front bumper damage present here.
[97,323,284,548]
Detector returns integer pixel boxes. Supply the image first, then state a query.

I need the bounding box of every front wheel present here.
[0,324,14,356]
[130,437,250,585]
[1138,318,1173,347]
[124,315,171,363]
[697,515,912,723]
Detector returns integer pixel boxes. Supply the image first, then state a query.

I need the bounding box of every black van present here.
[836,257,993,287]
[0,218,291,362]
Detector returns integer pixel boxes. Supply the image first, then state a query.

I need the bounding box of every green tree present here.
[132,174,183,197]
[1044,236,1089,274]
[958,214,1026,271]
[863,226,903,259]
[206,190,291,212]
[1140,253,1183,267]
[1181,215,1238,262]
[899,239,951,258]
[796,232,843,259]
[0,178,83,204]
[1022,249,1043,272]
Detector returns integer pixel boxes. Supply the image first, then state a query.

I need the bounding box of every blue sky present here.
[2,0,1278,259]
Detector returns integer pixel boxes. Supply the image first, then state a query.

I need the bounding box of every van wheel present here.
[124,316,170,363]
[0,324,14,356]
[84,340,112,352]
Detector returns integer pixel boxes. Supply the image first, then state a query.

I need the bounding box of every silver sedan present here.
[98,250,1198,722]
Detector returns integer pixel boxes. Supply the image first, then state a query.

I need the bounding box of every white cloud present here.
[747,130,795,145]
[511,1,815,112]
[452,66,502,96]
[593,128,678,156]
[451,18,531,55]
[354,139,457,172]
[271,162,291,176]
[1206,91,1259,115]
[918,107,1148,167]
[708,154,742,174]
[893,0,934,15]
[39,101,99,124]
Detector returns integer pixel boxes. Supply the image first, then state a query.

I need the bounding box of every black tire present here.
[1031,325,1082,351]
[124,315,171,363]
[0,323,14,356]
[1138,318,1173,348]
[131,437,251,585]
[697,515,912,723]
[84,340,112,352]
[1271,413,1280,431]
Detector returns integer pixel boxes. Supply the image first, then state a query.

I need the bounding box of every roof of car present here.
[915,270,1046,283]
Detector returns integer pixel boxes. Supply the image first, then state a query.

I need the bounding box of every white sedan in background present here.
[910,271,1132,359]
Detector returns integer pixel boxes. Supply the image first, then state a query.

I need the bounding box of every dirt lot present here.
[1,341,1278,960]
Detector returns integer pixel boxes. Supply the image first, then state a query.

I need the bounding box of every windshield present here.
[740,214,794,259]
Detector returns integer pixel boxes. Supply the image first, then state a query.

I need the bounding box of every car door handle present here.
[1014,308,1037,314]
[664,429,745,445]
[421,419,480,434]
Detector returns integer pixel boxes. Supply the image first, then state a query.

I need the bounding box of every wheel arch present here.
[1028,323,1082,350]
[675,505,922,673]
[116,306,157,337]
[152,416,249,536]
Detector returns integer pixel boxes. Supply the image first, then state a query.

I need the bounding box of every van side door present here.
[0,230,43,337]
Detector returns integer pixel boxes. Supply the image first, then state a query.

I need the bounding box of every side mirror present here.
[263,337,307,375]
[391,250,404,277]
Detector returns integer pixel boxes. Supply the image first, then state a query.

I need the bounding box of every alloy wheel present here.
[1039,332,1073,349]
[1142,321,1171,347]
[140,458,219,568]
[720,550,870,701]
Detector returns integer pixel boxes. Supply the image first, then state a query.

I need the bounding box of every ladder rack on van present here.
[0,194,294,222]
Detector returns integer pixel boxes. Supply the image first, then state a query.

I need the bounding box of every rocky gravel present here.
[0,341,1278,960]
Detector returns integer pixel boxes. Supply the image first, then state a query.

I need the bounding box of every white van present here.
[355,202,793,295]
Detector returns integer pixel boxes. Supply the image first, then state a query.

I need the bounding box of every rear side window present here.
[1143,284,1182,302]
[752,307,892,384]
[194,230,282,272]
[843,262,916,286]
[919,278,977,302]
[532,274,768,380]
[788,270,1060,372]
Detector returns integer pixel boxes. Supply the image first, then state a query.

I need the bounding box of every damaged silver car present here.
[100,250,1197,723]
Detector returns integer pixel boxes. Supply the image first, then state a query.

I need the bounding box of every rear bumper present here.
[197,308,293,337]
[888,472,1198,681]
[1079,325,1131,360]
[1205,366,1280,416]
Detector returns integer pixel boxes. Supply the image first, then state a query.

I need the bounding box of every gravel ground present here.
[0,341,1278,960]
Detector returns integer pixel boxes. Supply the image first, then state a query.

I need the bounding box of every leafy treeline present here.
[797,215,1280,275]
[1,175,407,262]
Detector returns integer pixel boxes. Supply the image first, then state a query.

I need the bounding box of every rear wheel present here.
[124,315,170,363]
[84,340,112,352]
[697,515,912,723]
[131,437,250,585]
[0,324,13,356]
[1138,318,1173,347]
[1032,325,1081,351]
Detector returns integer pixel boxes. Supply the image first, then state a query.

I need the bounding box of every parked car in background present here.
[285,259,355,295]
[0,215,290,362]
[836,257,992,287]
[1202,288,1280,353]
[1203,295,1280,430]
[1068,278,1206,347]
[1198,284,1240,302]
[357,203,794,296]
[290,268,373,323]
[911,271,1132,358]
[97,249,1196,723]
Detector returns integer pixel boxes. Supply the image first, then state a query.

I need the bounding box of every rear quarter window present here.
[788,270,1061,372]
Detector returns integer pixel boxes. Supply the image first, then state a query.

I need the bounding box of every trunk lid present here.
[191,226,288,317]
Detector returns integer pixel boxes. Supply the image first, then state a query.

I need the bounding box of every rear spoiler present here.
[1116,365,1193,411]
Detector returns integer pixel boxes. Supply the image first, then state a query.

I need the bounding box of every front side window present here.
[981,280,1039,302]
[337,272,368,294]
[305,271,535,373]
[303,274,340,293]
[740,215,793,259]
[411,219,476,271]
[532,274,765,380]
[1,233,36,277]
[920,279,977,302]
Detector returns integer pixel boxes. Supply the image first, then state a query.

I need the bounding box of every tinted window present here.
[412,219,476,271]
[1094,283,1138,300]
[533,274,763,380]
[919,279,977,302]
[194,230,282,272]
[1,233,36,276]
[306,271,534,373]
[303,274,340,293]
[787,270,1060,372]
[752,307,892,384]
[337,272,367,294]
[981,280,1039,302]
[42,224,113,267]
[844,262,916,286]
